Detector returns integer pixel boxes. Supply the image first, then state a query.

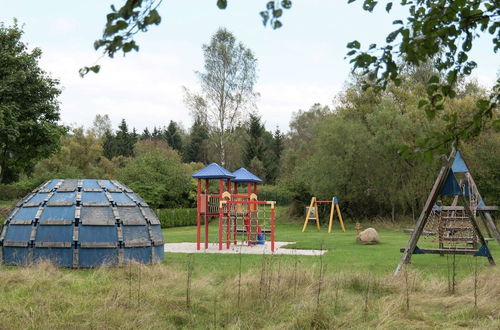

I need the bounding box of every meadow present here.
[0,209,499,329]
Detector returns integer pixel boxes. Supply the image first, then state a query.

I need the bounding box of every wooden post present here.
[271,202,275,252]
[395,149,455,274]
[205,179,209,249]
[196,179,201,250]
[219,179,224,250]
[328,199,335,233]
[336,203,345,232]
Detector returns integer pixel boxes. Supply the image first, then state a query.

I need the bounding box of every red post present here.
[271,204,275,252]
[226,179,231,194]
[205,179,209,249]
[218,179,224,250]
[196,179,201,250]
[253,182,257,194]
[233,182,238,244]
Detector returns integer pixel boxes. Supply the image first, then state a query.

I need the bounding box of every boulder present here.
[356,227,379,245]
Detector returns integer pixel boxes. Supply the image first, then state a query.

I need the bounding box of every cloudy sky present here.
[1,0,498,132]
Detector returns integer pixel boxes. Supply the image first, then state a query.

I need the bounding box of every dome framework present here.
[0,179,164,267]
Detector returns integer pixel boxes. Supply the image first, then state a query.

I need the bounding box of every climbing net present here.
[220,199,275,251]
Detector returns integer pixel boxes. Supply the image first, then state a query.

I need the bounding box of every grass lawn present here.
[0,206,498,328]
[163,211,499,280]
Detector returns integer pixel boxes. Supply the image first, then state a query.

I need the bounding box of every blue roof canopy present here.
[192,163,235,179]
[451,151,469,173]
[231,168,263,183]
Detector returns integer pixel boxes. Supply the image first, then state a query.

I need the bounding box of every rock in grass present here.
[356,228,379,245]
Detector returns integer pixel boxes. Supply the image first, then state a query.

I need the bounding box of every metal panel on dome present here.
[47,192,77,206]
[24,192,50,206]
[35,225,73,243]
[122,226,150,246]
[80,206,116,225]
[10,206,39,225]
[141,207,160,225]
[82,179,101,191]
[39,179,61,192]
[81,191,109,205]
[124,247,152,263]
[34,248,73,267]
[3,247,30,265]
[98,180,119,191]
[3,224,32,243]
[118,207,147,225]
[149,224,164,245]
[58,179,79,192]
[110,192,134,205]
[39,205,75,225]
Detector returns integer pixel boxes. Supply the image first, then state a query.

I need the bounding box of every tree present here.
[244,113,266,166]
[164,120,183,151]
[91,114,112,138]
[0,22,65,183]
[95,1,498,151]
[103,119,135,159]
[141,127,152,140]
[184,116,209,163]
[184,28,258,165]
[119,140,193,208]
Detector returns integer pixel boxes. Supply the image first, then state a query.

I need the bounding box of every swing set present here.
[302,197,345,233]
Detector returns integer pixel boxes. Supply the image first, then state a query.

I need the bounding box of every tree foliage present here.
[184,28,258,166]
[0,22,65,183]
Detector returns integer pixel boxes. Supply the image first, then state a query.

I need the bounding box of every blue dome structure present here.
[0,179,164,267]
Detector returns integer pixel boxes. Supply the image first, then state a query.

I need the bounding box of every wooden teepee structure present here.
[395,148,498,274]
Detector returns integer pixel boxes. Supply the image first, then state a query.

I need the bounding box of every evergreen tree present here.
[164,120,183,151]
[273,127,284,160]
[152,126,161,139]
[141,127,151,140]
[243,113,266,166]
[184,117,209,163]
[115,119,134,157]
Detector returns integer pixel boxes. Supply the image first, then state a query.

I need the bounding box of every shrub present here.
[257,184,293,205]
[157,208,198,228]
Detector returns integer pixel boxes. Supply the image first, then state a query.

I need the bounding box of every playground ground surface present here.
[0,213,499,328]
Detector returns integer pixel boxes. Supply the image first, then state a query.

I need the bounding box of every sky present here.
[1,0,498,133]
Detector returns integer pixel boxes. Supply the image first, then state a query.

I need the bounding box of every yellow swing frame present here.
[302,197,345,233]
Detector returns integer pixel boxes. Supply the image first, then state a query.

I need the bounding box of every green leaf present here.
[428,75,439,84]
[281,0,292,9]
[418,99,429,108]
[217,0,227,9]
[273,9,283,18]
[347,40,361,49]
[385,2,392,13]
[266,1,274,10]
[260,11,270,26]
[273,20,283,29]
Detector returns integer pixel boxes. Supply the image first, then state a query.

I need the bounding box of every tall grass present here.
[0,260,498,329]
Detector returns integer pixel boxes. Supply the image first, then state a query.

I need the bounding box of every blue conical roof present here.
[192,163,235,179]
[451,151,469,173]
[231,168,263,183]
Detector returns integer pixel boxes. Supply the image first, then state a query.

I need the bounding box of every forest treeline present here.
[2,72,498,220]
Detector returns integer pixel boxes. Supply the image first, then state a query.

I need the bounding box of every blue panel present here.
[451,151,469,173]
[3,247,30,265]
[5,225,32,242]
[110,192,133,203]
[36,225,73,242]
[152,245,164,263]
[124,247,151,263]
[127,193,144,203]
[82,179,101,189]
[81,191,108,204]
[149,224,163,242]
[12,207,38,220]
[231,168,263,183]
[49,192,77,203]
[34,248,73,267]
[122,226,150,242]
[26,192,50,205]
[192,163,235,179]
[79,225,118,243]
[79,248,118,267]
[439,171,462,196]
[100,180,118,190]
[39,206,75,222]
[43,179,60,191]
